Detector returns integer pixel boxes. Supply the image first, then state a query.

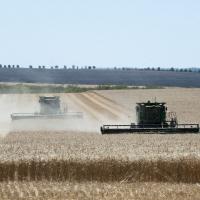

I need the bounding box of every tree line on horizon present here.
[0,64,199,73]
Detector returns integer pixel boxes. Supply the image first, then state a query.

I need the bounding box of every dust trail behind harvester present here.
[0,94,38,136]
[0,92,132,135]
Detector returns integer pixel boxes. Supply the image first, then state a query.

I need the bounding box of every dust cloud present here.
[0,94,38,136]
[0,93,131,136]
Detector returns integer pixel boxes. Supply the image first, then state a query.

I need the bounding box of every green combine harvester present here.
[101,100,199,134]
[11,96,83,120]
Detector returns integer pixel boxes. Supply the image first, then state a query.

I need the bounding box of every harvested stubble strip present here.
[0,158,200,183]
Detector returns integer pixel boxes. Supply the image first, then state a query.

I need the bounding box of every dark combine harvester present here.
[11,96,83,120]
[101,100,199,134]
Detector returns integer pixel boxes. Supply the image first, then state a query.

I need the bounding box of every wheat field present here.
[0,88,200,199]
[0,132,200,183]
[0,181,200,200]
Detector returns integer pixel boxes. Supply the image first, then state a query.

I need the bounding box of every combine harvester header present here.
[101,100,199,134]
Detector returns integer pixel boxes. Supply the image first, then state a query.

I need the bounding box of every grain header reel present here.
[101,101,199,134]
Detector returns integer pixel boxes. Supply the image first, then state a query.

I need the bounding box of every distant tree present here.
[42,66,45,69]
[50,66,54,69]
[29,65,33,69]
[170,67,175,71]
[16,65,20,68]
[188,68,192,72]
[198,69,200,73]
[179,68,183,72]
[4,65,7,68]
[151,67,155,71]
[12,65,15,68]
[8,65,11,68]
[92,66,96,69]
[88,66,92,70]
[114,66,117,70]
[55,66,59,69]
[184,69,188,72]
[72,65,75,70]
[0,64,2,68]
[157,67,160,71]
[64,65,67,69]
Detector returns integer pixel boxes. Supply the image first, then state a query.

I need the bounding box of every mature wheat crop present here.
[0,157,200,183]
[0,132,200,183]
[0,88,199,199]
[1,132,200,161]
[0,181,200,200]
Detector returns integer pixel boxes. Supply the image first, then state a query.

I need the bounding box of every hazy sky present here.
[0,0,200,68]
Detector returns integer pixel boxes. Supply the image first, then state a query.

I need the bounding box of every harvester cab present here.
[39,96,62,115]
[11,96,83,120]
[101,100,199,134]
[136,101,168,127]
[136,101,177,128]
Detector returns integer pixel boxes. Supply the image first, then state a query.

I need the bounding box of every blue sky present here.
[0,0,200,68]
